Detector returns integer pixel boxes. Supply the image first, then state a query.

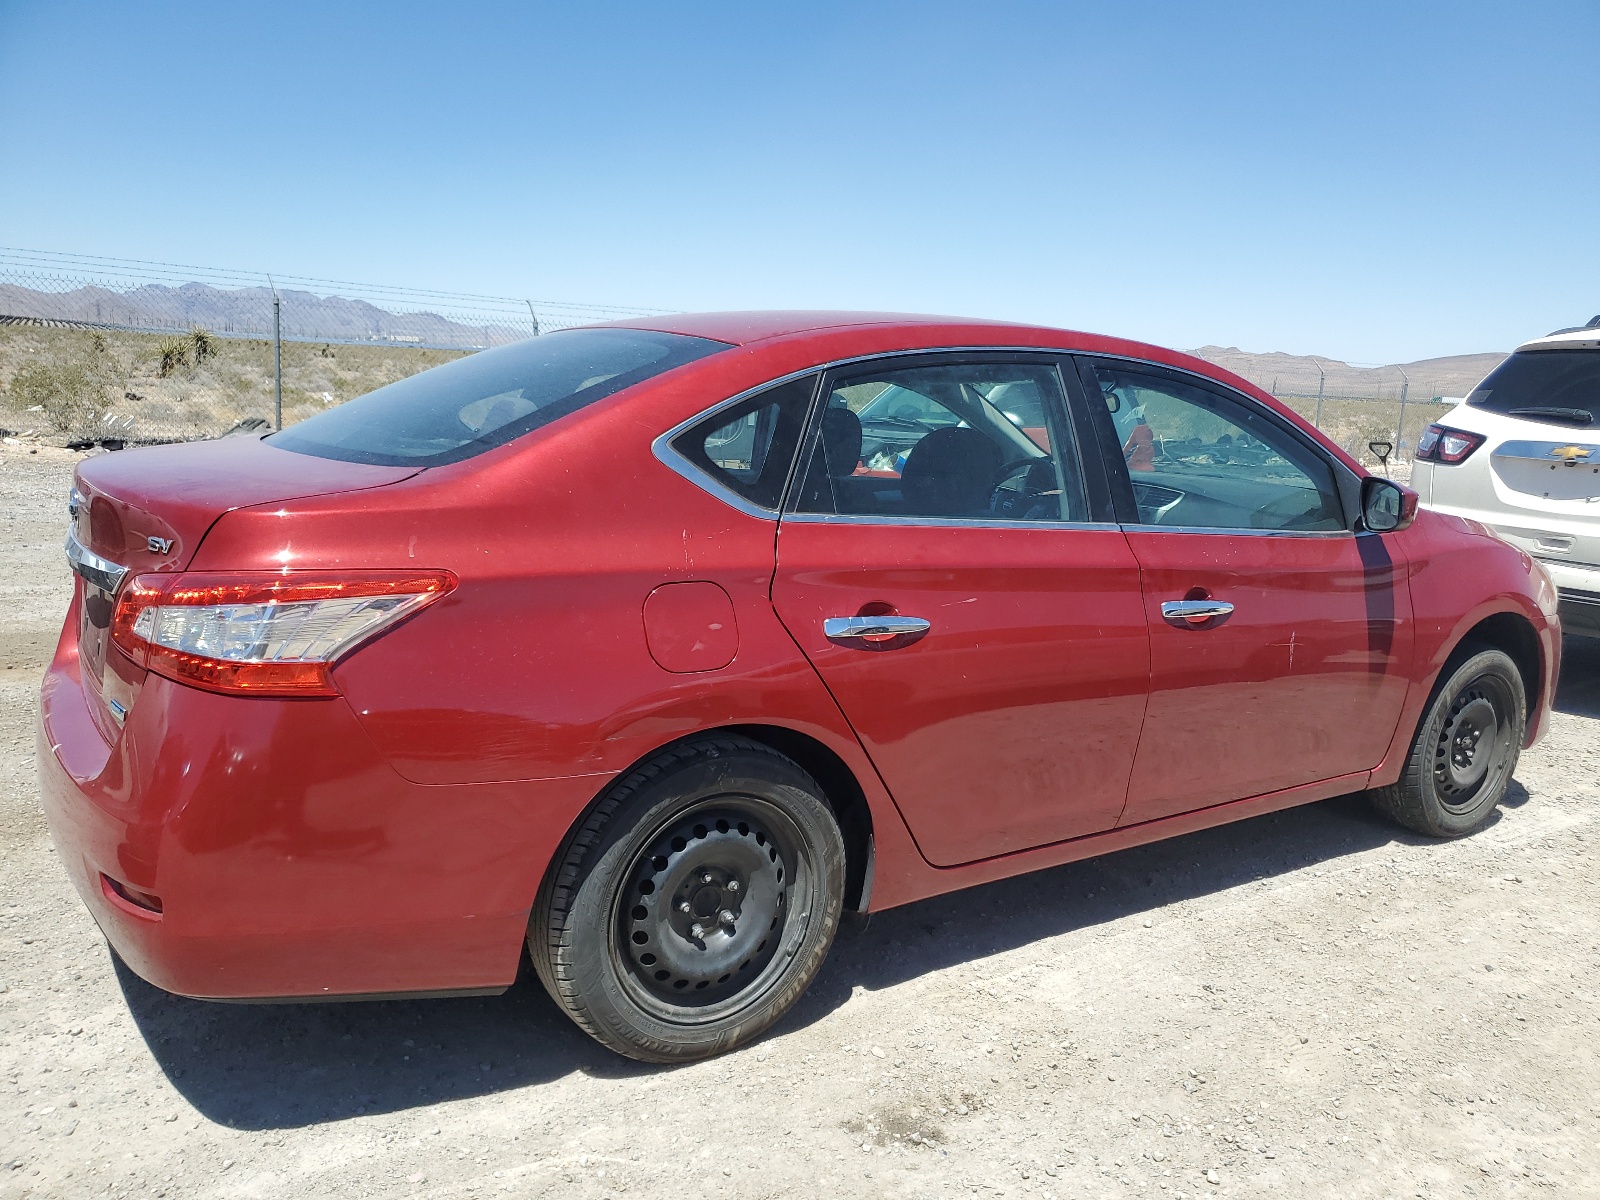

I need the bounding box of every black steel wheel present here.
[1432,673,1517,811]
[529,736,846,1063]
[1369,646,1526,838]
[615,798,811,1021]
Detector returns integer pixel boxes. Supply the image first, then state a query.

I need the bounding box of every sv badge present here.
[147,536,174,555]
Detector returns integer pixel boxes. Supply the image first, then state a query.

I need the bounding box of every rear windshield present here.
[1466,349,1600,430]
[269,327,730,466]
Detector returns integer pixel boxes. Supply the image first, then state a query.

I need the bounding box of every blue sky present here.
[1,1,1596,363]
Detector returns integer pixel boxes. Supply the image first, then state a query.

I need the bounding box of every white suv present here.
[1413,317,1600,637]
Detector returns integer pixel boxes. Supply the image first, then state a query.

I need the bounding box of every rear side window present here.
[792,361,1089,522]
[270,328,729,466]
[671,375,819,511]
[1466,349,1600,429]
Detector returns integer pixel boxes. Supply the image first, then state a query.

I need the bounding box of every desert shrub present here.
[157,337,190,377]
[189,327,217,364]
[7,353,122,435]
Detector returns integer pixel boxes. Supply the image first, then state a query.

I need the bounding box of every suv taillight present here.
[110,570,456,696]
[1415,423,1486,465]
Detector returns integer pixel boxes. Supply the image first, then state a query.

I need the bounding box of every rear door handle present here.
[1160,599,1234,625]
[823,616,931,644]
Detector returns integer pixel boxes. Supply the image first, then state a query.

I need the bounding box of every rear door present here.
[771,353,1150,867]
[1077,357,1413,826]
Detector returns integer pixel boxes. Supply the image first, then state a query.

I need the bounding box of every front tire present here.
[529,736,846,1063]
[1369,647,1526,838]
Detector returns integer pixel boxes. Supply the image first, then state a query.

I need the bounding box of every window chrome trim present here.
[783,512,1124,533]
[651,365,830,522]
[65,529,129,593]
[1122,524,1356,539]
[653,343,1351,525]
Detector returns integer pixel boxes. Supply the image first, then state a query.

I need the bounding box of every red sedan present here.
[38,312,1559,1062]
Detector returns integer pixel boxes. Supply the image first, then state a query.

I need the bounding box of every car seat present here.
[900,427,1003,517]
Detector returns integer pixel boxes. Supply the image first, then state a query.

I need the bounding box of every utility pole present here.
[525,300,541,337]
[1311,358,1327,429]
[269,275,283,430]
[1396,366,1410,461]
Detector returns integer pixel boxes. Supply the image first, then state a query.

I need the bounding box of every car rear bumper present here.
[1556,587,1600,638]
[1524,556,1600,639]
[37,625,611,1001]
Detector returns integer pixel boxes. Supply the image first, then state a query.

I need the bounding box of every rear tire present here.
[529,735,846,1063]
[1369,647,1526,838]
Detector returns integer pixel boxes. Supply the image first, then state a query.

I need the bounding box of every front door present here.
[1079,357,1413,826]
[771,355,1150,867]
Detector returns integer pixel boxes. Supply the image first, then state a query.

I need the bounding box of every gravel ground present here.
[4,446,1599,1200]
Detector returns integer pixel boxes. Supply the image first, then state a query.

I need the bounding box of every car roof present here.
[593,309,1230,377]
[1518,326,1600,353]
[597,310,1032,345]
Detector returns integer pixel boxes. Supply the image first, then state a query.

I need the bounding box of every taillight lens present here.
[1415,423,1485,464]
[110,570,456,696]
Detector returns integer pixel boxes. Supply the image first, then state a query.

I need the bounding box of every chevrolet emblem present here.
[1550,444,1592,463]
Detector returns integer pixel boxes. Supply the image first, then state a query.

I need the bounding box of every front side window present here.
[793,361,1088,521]
[271,328,729,466]
[1093,364,1345,531]
[1466,349,1600,429]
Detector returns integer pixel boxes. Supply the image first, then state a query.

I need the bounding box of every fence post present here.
[1396,366,1410,461]
[269,276,283,430]
[525,300,541,337]
[1312,358,1326,429]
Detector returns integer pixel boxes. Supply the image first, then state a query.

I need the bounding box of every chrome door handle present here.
[823,616,931,642]
[1160,599,1233,625]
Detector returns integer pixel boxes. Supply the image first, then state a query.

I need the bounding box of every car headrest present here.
[901,428,1002,516]
[820,407,863,478]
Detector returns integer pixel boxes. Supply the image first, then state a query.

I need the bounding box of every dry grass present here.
[0,326,465,443]
[0,325,1454,471]
[1276,393,1450,471]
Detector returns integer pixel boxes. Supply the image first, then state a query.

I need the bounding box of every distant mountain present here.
[1190,346,1507,400]
[0,278,1514,389]
[0,281,530,348]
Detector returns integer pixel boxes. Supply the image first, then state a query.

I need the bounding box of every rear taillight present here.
[110,570,456,697]
[1415,423,1486,465]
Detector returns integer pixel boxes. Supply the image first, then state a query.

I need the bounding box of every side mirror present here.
[1361,476,1419,533]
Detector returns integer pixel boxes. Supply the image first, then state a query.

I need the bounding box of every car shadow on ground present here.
[1555,634,1600,719]
[120,787,1444,1131]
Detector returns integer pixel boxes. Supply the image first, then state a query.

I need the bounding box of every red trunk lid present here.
[69,436,419,736]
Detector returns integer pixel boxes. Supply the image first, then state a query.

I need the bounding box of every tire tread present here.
[1369,645,1525,839]
[529,734,833,1060]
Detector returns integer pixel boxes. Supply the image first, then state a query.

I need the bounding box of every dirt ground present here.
[3,445,1599,1200]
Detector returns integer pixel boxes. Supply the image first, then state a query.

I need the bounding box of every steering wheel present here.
[989,456,1054,518]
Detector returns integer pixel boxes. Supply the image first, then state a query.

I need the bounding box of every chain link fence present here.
[1187,346,1501,476]
[0,247,666,447]
[0,247,1494,472]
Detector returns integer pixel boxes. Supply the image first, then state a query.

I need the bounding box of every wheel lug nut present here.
[725,880,740,893]
[701,872,715,885]
[719,909,737,926]
[677,900,691,913]
[690,923,706,939]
